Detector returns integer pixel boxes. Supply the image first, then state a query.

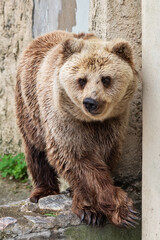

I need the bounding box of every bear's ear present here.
[107,39,134,67]
[61,38,84,59]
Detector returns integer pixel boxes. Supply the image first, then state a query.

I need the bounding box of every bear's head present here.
[57,37,138,122]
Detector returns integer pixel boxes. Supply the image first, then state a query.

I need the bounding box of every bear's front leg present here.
[71,159,138,227]
[47,146,138,227]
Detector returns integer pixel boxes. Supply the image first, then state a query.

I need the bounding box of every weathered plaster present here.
[33,0,90,37]
[0,0,33,154]
[72,0,90,33]
[33,0,62,37]
[58,0,77,32]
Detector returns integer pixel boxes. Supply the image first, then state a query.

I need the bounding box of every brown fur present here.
[15,30,138,227]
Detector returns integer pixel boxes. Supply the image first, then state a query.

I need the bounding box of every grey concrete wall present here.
[89,0,142,203]
[142,1,160,239]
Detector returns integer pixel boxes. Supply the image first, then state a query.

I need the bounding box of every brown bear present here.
[15,30,138,227]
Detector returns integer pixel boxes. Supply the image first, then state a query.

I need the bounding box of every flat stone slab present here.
[24,215,56,229]
[38,194,72,211]
[16,230,52,240]
[0,217,17,231]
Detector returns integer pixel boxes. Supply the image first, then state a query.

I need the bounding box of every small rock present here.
[0,217,17,230]
[17,230,51,240]
[21,199,38,212]
[24,215,56,228]
[38,194,72,211]
[0,199,27,209]
[55,210,81,228]
[4,222,32,237]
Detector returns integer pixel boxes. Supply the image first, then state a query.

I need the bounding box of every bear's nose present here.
[83,98,98,113]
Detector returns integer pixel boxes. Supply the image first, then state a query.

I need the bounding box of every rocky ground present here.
[0,176,69,206]
[0,177,141,240]
[0,193,141,240]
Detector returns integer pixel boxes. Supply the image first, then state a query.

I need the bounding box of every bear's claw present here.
[119,208,139,228]
[79,209,108,226]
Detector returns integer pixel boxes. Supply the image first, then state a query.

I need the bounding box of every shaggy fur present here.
[15,30,138,227]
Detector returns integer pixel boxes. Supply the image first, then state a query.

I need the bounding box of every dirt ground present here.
[0,176,69,205]
[0,176,32,205]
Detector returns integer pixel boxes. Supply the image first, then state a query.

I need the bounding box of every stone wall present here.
[0,0,33,154]
[89,0,142,202]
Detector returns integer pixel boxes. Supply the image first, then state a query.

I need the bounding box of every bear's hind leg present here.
[24,142,60,203]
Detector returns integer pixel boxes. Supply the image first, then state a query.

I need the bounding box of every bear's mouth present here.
[91,112,101,116]
[84,102,106,116]
[82,98,107,118]
[89,110,101,115]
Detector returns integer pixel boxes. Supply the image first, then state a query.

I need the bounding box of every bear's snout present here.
[83,98,98,113]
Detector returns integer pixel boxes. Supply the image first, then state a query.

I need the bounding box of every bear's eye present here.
[101,76,111,88]
[78,78,87,88]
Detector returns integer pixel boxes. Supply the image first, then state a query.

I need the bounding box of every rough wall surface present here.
[89,0,142,202]
[0,0,33,154]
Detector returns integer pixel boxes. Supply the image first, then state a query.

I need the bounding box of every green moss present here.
[0,153,28,181]
[65,224,141,240]
[44,212,57,217]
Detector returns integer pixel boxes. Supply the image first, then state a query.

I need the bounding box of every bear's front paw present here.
[73,205,107,226]
[72,197,107,226]
[99,187,139,228]
[30,187,59,203]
